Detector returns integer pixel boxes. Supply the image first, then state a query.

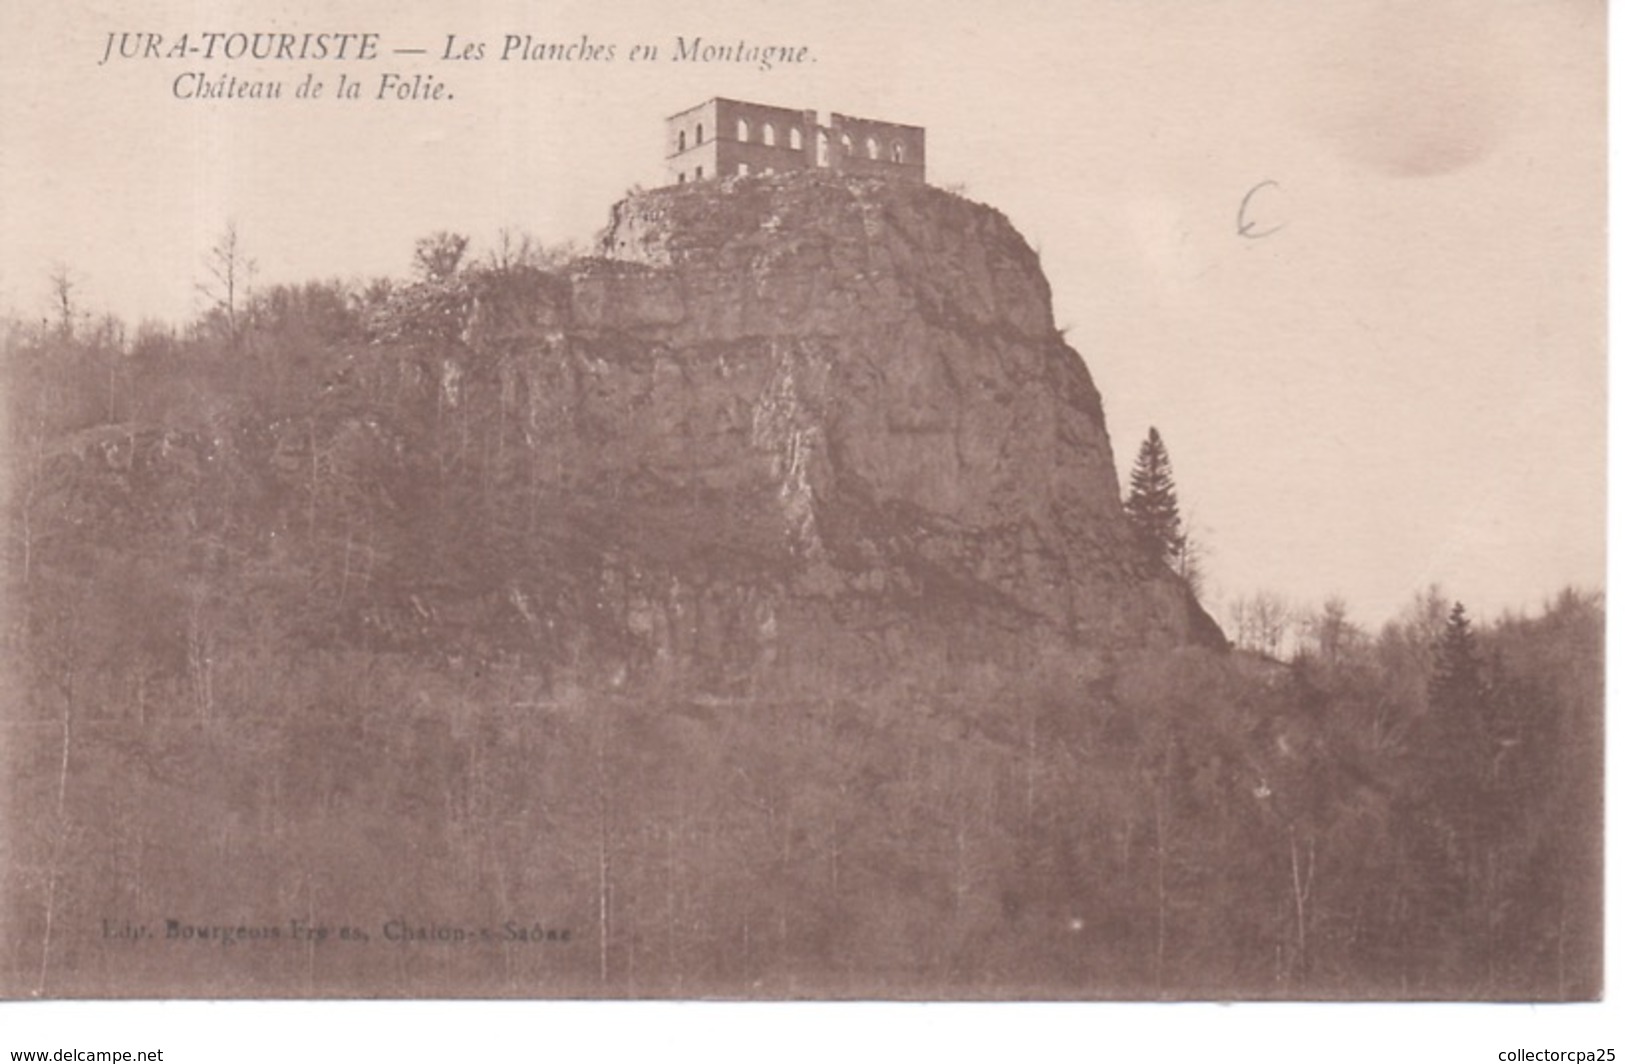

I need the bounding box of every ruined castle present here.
[665,98,926,185]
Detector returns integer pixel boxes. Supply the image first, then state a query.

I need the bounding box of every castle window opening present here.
[678,130,687,152]
[737,118,750,142]
[737,163,749,176]
[677,173,686,184]
[865,136,879,160]
[790,127,803,151]
[817,129,829,165]
[696,166,703,180]
[891,141,904,163]
[764,123,777,146]
[841,132,853,154]
[695,123,703,144]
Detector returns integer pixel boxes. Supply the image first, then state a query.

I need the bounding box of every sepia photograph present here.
[0,0,1610,1055]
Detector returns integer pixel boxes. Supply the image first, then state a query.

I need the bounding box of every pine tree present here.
[1124,427,1186,568]
[1429,601,1484,712]
[1418,599,1499,959]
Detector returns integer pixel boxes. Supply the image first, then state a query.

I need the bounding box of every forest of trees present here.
[0,231,1604,999]
[1117,427,1603,997]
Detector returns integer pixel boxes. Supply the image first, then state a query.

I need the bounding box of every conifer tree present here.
[1429,601,1484,712]
[1124,427,1186,568]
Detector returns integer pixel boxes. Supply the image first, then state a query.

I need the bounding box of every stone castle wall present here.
[665,98,925,185]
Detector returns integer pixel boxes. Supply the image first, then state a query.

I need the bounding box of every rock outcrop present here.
[542,171,1221,687]
[26,172,1221,703]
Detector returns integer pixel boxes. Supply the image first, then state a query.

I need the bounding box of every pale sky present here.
[0,0,1605,631]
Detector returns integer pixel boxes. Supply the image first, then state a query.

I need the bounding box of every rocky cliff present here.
[421,171,1219,693]
[21,172,1219,702]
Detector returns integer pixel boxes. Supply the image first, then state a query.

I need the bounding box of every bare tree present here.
[483,226,581,274]
[198,221,257,342]
[1175,509,1209,602]
[46,263,76,339]
[484,226,540,273]
[1310,596,1356,663]
[412,231,470,284]
[1229,590,1292,657]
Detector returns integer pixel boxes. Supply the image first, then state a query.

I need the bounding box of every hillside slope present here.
[7,175,1591,1001]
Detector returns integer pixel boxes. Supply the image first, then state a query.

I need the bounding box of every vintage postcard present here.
[0,0,1605,1017]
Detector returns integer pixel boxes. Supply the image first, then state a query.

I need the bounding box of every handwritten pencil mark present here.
[1237,179,1285,240]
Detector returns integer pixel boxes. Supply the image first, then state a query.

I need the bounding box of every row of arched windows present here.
[732,117,908,163]
[682,113,911,165]
[677,122,705,153]
[734,117,805,152]
[838,131,908,163]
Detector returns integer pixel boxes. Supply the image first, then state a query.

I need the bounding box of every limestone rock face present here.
[447,172,1219,691]
[32,173,1220,699]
